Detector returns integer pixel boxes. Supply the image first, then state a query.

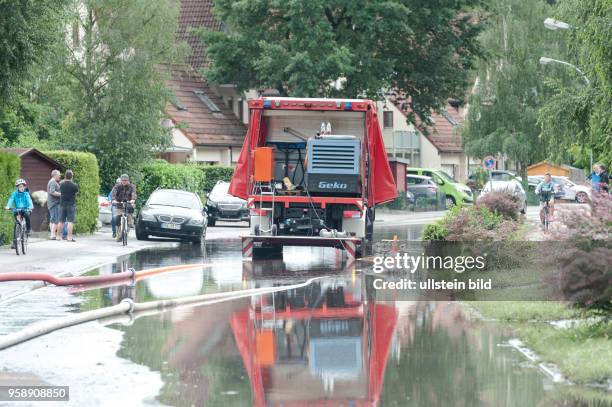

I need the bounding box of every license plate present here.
[221,211,238,217]
[161,222,181,230]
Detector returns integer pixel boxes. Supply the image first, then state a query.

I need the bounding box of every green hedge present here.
[45,151,100,234]
[139,162,235,205]
[197,165,234,192]
[0,152,21,245]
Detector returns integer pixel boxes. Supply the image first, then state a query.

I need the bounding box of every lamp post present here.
[542,17,593,168]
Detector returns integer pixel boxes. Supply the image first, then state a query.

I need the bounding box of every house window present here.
[226,97,233,112]
[170,96,187,111]
[238,98,244,123]
[383,111,393,128]
[193,91,221,113]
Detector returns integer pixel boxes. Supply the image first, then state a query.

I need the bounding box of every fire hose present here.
[0,276,326,351]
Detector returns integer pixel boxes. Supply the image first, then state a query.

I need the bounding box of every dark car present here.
[135,189,207,244]
[205,181,249,226]
[407,174,440,199]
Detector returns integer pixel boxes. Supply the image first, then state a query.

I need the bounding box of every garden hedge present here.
[0,152,21,245]
[139,162,235,205]
[46,151,100,234]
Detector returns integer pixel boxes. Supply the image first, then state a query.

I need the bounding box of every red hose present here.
[0,270,135,286]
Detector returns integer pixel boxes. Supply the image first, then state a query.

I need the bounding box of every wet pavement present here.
[0,219,608,406]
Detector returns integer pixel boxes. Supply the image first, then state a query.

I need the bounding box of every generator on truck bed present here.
[229,97,397,259]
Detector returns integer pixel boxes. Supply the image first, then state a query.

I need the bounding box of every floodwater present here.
[0,224,608,406]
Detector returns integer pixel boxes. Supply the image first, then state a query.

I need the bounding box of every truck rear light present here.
[343,210,361,219]
[344,102,353,110]
[250,209,268,216]
[263,100,271,109]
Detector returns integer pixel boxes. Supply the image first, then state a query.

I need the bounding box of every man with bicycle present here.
[111,174,137,242]
[535,173,556,228]
[5,179,34,248]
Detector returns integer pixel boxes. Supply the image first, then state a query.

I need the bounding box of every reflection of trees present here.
[111,299,252,406]
[380,302,547,406]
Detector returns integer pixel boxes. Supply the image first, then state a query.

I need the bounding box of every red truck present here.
[229,97,397,259]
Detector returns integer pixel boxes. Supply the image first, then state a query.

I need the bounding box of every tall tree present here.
[198,0,486,124]
[0,0,66,102]
[462,0,561,178]
[54,0,186,189]
[538,0,611,167]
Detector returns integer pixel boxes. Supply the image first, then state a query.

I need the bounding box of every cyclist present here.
[111,174,137,242]
[5,179,34,248]
[535,173,556,227]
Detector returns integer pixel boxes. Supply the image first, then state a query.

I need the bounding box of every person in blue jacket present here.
[5,179,34,245]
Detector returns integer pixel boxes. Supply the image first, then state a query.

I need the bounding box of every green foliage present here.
[422,223,449,241]
[0,0,67,101]
[463,0,559,178]
[139,162,207,206]
[199,0,486,123]
[0,152,21,244]
[45,150,100,233]
[538,0,612,168]
[197,165,235,192]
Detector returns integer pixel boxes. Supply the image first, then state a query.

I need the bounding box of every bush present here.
[422,223,448,241]
[46,151,100,234]
[197,165,234,192]
[550,194,612,309]
[0,152,21,245]
[140,162,206,206]
[476,191,520,220]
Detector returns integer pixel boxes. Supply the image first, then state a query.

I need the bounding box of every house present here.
[377,100,470,181]
[160,0,249,165]
[0,148,64,231]
[527,161,586,183]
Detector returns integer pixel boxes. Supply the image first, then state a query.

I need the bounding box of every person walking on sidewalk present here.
[5,179,34,248]
[57,170,79,242]
[588,164,602,192]
[598,165,609,193]
[109,177,121,238]
[47,169,62,240]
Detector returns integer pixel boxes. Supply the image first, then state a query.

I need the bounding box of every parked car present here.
[407,174,441,199]
[528,176,565,199]
[480,180,528,214]
[407,168,473,208]
[98,195,112,225]
[551,176,590,203]
[469,170,522,183]
[135,189,207,244]
[205,181,249,226]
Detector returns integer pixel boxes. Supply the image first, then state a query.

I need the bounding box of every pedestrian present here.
[56,170,79,242]
[588,164,601,192]
[47,169,62,240]
[109,177,121,238]
[599,164,609,193]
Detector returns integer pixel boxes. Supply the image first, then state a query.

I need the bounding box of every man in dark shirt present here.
[57,170,79,241]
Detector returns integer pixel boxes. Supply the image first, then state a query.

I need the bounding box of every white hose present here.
[0,276,326,351]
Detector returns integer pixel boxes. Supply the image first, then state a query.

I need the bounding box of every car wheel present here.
[135,225,147,241]
[575,192,588,204]
[207,217,216,227]
[445,195,456,209]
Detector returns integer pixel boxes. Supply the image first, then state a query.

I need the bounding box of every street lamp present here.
[539,57,590,85]
[544,18,572,31]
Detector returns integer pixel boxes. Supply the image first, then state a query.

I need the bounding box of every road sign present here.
[482,156,496,170]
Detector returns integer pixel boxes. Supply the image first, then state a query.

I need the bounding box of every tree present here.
[52,0,186,189]
[462,0,561,178]
[198,0,486,123]
[538,0,612,168]
[0,0,66,102]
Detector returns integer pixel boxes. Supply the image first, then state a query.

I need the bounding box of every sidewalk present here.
[375,209,447,226]
[0,227,176,302]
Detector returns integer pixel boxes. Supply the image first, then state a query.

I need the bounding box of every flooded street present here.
[0,222,606,406]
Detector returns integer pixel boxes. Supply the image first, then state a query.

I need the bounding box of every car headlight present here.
[188,216,204,226]
[140,211,155,221]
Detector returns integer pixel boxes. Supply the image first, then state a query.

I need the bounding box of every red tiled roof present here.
[393,101,464,153]
[177,0,220,69]
[165,66,245,147]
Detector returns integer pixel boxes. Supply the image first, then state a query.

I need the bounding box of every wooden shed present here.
[0,148,64,231]
[527,161,586,183]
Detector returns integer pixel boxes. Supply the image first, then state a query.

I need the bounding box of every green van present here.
[407,168,473,208]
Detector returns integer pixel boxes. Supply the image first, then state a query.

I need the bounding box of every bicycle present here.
[115,201,133,246]
[13,209,29,255]
[540,191,552,231]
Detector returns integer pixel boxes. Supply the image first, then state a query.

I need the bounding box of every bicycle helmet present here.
[15,179,27,187]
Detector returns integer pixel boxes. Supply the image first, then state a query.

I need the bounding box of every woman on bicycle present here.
[535,173,556,227]
[5,179,34,246]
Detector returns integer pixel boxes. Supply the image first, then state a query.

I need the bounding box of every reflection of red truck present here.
[230,98,397,259]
